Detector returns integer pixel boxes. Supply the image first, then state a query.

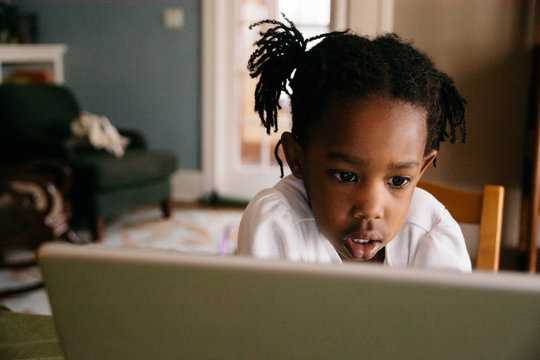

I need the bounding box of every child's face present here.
[282,96,437,261]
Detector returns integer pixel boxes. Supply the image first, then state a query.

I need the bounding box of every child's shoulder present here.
[406,186,449,231]
[273,175,308,202]
[247,175,312,221]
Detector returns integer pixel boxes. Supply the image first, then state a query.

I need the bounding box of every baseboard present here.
[171,169,205,202]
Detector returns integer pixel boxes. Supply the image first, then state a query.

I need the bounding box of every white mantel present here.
[0,44,67,83]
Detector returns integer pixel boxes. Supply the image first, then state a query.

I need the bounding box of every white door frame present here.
[201,0,240,199]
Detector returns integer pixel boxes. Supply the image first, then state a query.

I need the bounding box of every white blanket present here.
[66,111,130,157]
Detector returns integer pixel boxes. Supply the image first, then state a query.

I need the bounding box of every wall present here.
[15,0,201,170]
[387,0,535,248]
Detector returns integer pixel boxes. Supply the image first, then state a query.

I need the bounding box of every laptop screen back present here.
[39,243,540,360]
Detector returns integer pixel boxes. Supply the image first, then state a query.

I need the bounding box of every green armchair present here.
[0,84,179,240]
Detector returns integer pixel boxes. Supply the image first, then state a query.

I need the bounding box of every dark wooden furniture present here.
[0,160,84,295]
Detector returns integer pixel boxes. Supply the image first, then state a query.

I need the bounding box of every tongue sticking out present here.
[345,239,382,260]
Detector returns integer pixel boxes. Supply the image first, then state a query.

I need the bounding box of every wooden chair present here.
[417,182,505,272]
[0,160,87,296]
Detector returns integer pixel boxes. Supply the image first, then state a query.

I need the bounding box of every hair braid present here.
[248,15,346,135]
[437,73,467,146]
[247,15,307,135]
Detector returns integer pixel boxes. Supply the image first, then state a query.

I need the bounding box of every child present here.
[237,16,472,272]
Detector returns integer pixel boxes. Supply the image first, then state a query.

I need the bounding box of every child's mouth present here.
[344,237,383,260]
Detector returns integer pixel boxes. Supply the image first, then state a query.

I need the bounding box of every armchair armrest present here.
[119,128,147,149]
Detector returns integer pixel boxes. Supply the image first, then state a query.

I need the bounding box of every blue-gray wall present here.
[15,0,201,169]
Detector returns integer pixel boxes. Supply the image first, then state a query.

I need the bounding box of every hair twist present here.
[248,15,345,135]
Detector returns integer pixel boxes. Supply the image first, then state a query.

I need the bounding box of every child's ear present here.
[419,150,438,177]
[281,132,305,179]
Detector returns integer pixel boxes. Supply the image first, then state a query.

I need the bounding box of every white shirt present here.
[238,175,472,272]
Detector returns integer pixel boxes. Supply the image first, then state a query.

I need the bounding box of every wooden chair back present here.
[417,182,505,272]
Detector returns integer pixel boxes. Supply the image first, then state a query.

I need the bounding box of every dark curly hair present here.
[248,15,466,176]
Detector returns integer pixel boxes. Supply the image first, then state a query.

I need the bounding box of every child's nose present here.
[351,183,384,220]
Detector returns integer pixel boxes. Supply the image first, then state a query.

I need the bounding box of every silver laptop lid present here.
[39,242,540,360]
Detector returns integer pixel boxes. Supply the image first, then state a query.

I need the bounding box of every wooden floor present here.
[175,200,247,211]
[177,193,248,211]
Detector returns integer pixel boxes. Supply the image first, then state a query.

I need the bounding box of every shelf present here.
[0,44,67,84]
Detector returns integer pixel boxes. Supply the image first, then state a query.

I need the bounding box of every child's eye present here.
[387,176,410,188]
[333,171,358,183]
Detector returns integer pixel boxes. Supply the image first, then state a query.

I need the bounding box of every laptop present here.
[38,242,540,360]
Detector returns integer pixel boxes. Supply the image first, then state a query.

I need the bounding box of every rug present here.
[0,205,244,315]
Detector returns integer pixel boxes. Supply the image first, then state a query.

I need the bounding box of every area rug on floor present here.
[0,206,244,315]
[87,206,243,255]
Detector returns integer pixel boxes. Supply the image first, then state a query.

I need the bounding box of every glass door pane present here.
[207,0,332,200]
[236,0,330,171]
